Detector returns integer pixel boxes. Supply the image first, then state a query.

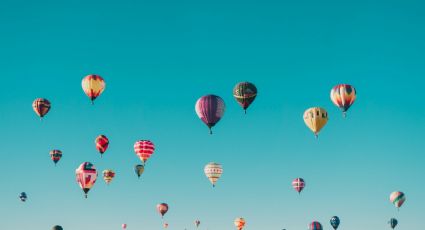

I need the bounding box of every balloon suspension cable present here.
[343,111,347,118]
[315,134,318,139]
[91,99,94,105]
[100,154,103,158]
[85,194,88,199]
[244,109,247,114]
[209,128,213,135]
[212,184,215,188]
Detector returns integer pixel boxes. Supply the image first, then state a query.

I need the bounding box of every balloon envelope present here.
[292,178,305,194]
[233,82,257,112]
[52,225,63,230]
[102,169,115,185]
[50,150,62,165]
[32,98,51,118]
[134,140,155,164]
[81,74,105,104]
[303,107,328,137]
[19,192,27,202]
[234,217,246,230]
[195,95,225,134]
[157,203,169,217]
[309,221,323,230]
[390,191,406,208]
[95,135,109,156]
[330,84,356,116]
[330,216,340,230]
[195,220,200,228]
[204,162,223,187]
[122,224,127,229]
[75,162,97,198]
[389,218,398,229]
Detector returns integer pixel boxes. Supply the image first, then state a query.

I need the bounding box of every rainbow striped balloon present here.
[390,191,406,209]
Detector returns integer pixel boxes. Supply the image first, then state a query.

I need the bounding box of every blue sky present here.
[0,0,424,229]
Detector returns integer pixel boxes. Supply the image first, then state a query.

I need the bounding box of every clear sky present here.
[0,0,424,229]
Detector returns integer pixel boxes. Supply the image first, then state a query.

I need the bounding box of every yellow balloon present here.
[303,107,328,137]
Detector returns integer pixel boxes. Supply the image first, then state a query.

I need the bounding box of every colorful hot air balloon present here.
[102,169,115,185]
[309,221,323,230]
[195,95,225,134]
[134,164,145,179]
[49,150,62,166]
[52,225,63,230]
[81,74,105,104]
[292,178,305,194]
[204,162,223,187]
[95,135,109,157]
[233,82,257,113]
[134,140,155,165]
[163,223,169,228]
[157,203,169,218]
[303,107,328,138]
[75,162,97,198]
[330,84,356,117]
[390,191,406,209]
[19,192,27,202]
[122,224,127,229]
[330,216,340,230]
[32,98,51,119]
[234,217,246,230]
[389,218,398,229]
[194,220,200,228]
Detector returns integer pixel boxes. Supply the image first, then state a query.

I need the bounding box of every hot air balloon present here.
[81,74,105,104]
[95,135,109,157]
[390,191,406,209]
[19,192,27,202]
[157,203,169,218]
[122,224,127,229]
[102,169,115,185]
[389,218,398,229]
[233,82,257,114]
[32,98,51,119]
[195,95,225,134]
[195,220,200,228]
[49,150,62,166]
[204,162,223,187]
[330,84,356,117]
[303,107,328,138]
[309,221,323,230]
[292,178,305,194]
[134,164,145,179]
[234,218,246,230]
[52,225,63,230]
[134,140,155,165]
[330,216,340,230]
[163,223,169,228]
[75,162,97,198]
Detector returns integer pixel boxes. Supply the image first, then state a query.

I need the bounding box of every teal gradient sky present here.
[0,0,424,229]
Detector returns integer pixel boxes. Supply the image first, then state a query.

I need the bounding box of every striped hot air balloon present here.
[204,162,223,187]
[309,221,323,230]
[292,178,305,194]
[195,95,225,134]
[75,162,97,198]
[303,107,328,138]
[95,135,109,157]
[233,82,257,114]
[234,218,246,230]
[330,84,356,117]
[102,169,115,185]
[157,203,169,218]
[390,191,406,209]
[81,74,105,104]
[134,140,155,165]
[49,150,62,166]
[32,98,51,119]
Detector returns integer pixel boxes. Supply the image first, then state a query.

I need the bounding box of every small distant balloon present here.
[292,178,305,194]
[163,223,169,228]
[75,162,97,198]
[389,218,398,229]
[95,135,109,157]
[81,74,105,104]
[102,169,115,185]
[19,192,27,202]
[330,216,340,230]
[390,191,406,209]
[134,164,145,179]
[330,84,356,117]
[49,150,62,166]
[195,95,225,134]
[234,217,246,230]
[204,162,223,187]
[122,223,127,229]
[52,225,63,230]
[194,220,200,228]
[233,82,257,113]
[157,203,169,218]
[309,221,323,230]
[32,98,51,119]
[303,107,328,138]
